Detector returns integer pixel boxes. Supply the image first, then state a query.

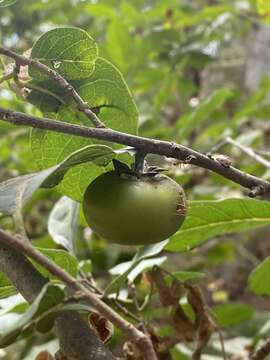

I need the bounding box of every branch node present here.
[249,184,268,198]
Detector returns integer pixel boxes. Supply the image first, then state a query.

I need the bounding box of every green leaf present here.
[28,28,138,201]
[249,256,270,295]
[48,196,79,254]
[6,303,28,314]
[32,248,78,279]
[30,27,98,81]
[0,286,17,299]
[106,20,134,74]
[105,240,168,295]
[0,168,57,216]
[134,239,169,261]
[78,260,92,275]
[26,80,66,113]
[166,199,270,252]
[127,256,167,282]
[213,303,254,327]
[177,88,233,141]
[0,144,115,215]
[0,273,16,299]
[0,0,17,7]
[233,77,270,123]
[0,284,64,347]
[31,58,138,201]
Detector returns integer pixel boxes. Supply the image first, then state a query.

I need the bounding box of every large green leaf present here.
[166,199,270,252]
[0,144,115,215]
[31,58,138,200]
[30,27,98,81]
[0,284,64,347]
[249,256,270,295]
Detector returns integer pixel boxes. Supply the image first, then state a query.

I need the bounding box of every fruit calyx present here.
[112,158,166,179]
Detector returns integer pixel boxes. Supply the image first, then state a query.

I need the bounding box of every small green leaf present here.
[48,196,80,254]
[106,20,134,74]
[213,303,254,327]
[166,199,270,252]
[78,260,92,275]
[0,284,64,347]
[249,256,270,295]
[134,239,169,261]
[32,248,78,279]
[6,303,29,314]
[177,88,233,141]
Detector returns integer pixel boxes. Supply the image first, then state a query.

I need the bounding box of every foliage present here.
[1,0,270,359]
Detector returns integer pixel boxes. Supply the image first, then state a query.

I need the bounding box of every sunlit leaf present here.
[0,144,115,215]
[166,199,270,252]
[0,284,64,347]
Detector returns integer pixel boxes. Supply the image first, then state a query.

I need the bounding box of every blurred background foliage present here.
[1,0,270,359]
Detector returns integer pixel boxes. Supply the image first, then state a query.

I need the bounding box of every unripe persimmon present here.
[83,171,187,245]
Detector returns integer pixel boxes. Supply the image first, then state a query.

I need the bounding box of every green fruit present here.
[83,171,187,245]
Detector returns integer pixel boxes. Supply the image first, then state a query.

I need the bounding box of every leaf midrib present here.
[175,216,270,236]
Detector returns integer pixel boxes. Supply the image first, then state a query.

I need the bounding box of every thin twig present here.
[226,137,270,169]
[0,46,105,128]
[210,136,270,169]
[0,228,157,360]
[0,107,270,196]
[112,299,141,323]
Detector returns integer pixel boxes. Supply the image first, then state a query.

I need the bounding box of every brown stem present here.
[0,46,105,128]
[0,106,269,196]
[0,241,116,360]
[0,229,157,360]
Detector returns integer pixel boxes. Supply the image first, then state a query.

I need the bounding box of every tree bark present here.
[0,242,116,360]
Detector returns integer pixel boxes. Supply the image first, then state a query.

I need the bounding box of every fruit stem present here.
[135,151,147,176]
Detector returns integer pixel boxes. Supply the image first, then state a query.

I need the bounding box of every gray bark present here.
[0,241,116,360]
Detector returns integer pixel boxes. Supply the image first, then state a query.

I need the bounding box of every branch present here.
[55,311,116,360]
[0,229,157,360]
[0,242,47,303]
[0,46,105,128]
[211,136,270,169]
[0,241,116,360]
[0,107,270,196]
